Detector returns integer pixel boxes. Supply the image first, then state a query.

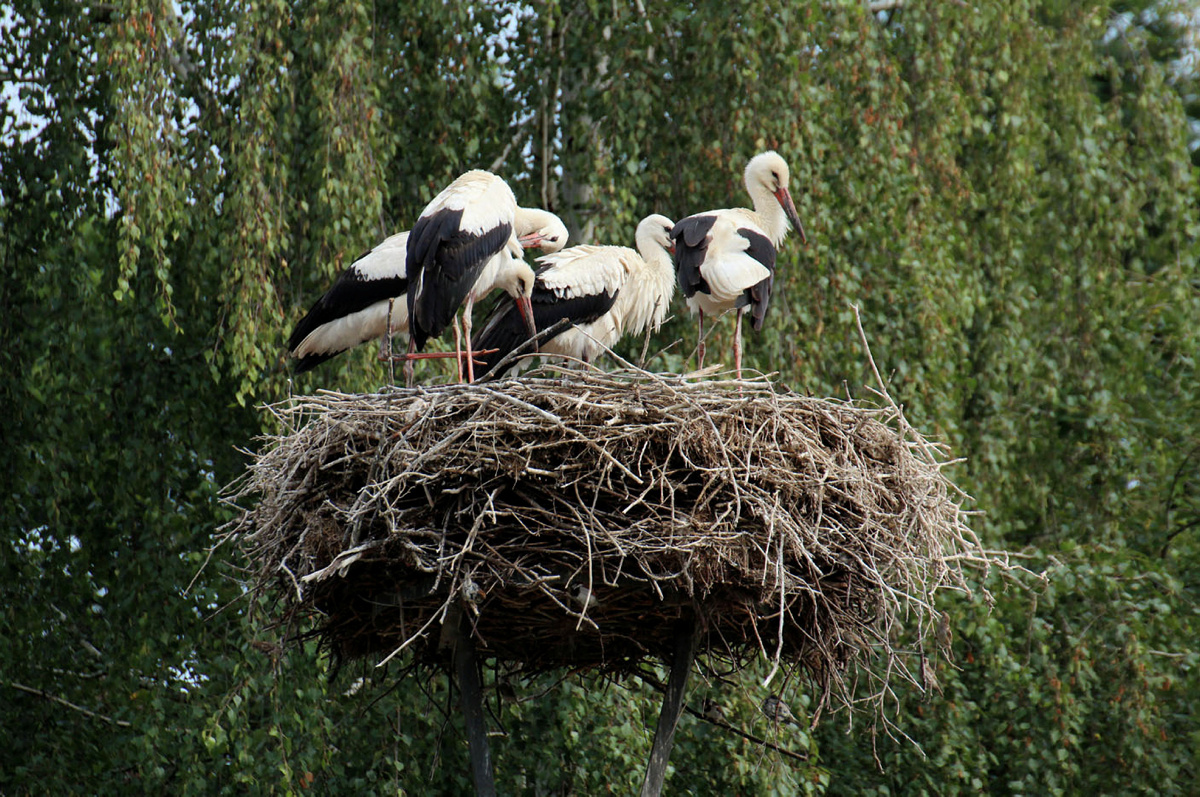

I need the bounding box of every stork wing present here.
[405,173,520,347]
[419,170,517,234]
[737,226,777,330]
[471,279,620,379]
[614,245,676,338]
[287,232,410,357]
[671,214,717,299]
[535,244,630,301]
[699,218,774,304]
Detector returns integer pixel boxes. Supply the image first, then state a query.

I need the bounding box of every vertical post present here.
[451,610,496,797]
[640,613,700,797]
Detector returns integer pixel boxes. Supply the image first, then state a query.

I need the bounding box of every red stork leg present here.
[697,310,706,370]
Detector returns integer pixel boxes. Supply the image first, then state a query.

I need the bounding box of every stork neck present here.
[469,251,508,300]
[636,240,672,273]
[748,184,788,247]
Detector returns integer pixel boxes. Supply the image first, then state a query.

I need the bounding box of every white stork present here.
[671,151,806,380]
[471,214,677,379]
[406,170,568,382]
[287,231,411,373]
[286,195,566,377]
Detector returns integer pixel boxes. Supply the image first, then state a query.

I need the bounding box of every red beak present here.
[518,232,544,249]
[516,295,538,351]
[774,187,807,245]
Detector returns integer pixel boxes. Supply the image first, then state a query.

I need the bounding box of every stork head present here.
[635,213,676,257]
[746,151,807,246]
[633,214,679,332]
[497,259,539,345]
[515,208,569,253]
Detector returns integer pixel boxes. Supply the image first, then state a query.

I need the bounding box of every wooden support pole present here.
[640,614,699,797]
[450,610,496,797]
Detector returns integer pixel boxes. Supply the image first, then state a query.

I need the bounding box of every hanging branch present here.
[6,681,133,728]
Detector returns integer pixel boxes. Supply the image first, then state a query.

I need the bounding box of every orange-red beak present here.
[774,187,806,245]
[518,232,545,249]
[515,295,538,351]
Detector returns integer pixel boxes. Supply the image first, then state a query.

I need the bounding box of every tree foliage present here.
[2,0,1197,793]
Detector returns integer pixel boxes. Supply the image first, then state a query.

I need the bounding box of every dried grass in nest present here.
[224,363,987,719]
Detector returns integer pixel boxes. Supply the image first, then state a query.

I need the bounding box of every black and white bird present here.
[287,231,412,373]
[286,192,566,377]
[470,214,677,379]
[760,693,801,726]
[406,169,568,382]
[671,151,806,380]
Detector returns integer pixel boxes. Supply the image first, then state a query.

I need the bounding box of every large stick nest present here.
[226,367,983,714]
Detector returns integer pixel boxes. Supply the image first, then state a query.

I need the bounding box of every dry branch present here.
[223,366,987,721]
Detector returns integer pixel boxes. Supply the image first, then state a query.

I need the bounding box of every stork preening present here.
[406,169,568,382]
[671,151,806,380]
[470,214,678,379]
[286,176,566,379]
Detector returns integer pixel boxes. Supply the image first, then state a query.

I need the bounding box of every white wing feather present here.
[350,231,409,281]
[292,300,407,358]
[697,215,771,303]
[615,244,675,338]
[418,170,517,237]
[536,245,629,300]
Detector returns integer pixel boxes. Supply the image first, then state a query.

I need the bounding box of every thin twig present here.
[6,681,133,728]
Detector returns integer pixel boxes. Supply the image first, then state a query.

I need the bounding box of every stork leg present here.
[697,310,706,370]
[452,316,464,383]
[734,308,744,384]
[463,294,476,384]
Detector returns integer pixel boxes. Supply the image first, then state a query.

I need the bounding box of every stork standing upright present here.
[671,151,806,380]
[406,170,568,382]
[470,214,678,379]
[285,208,565,376]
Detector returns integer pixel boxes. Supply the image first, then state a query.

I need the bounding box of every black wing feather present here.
[670,215,716,299]
[292,348,345,374]
[287,264,407,371]
[738,227,777,331]
[406,208,512,348]
[471,282,619,379]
